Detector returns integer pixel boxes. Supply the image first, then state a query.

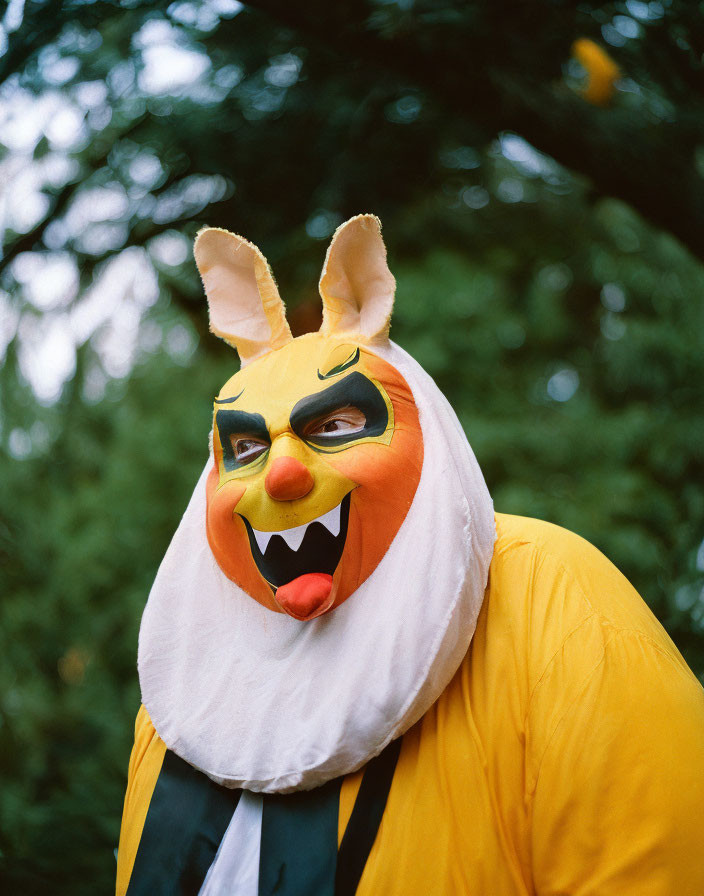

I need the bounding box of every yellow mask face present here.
[196,214,423,620]
[206,335,423,619]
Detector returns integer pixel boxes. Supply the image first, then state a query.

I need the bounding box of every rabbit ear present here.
[319,214,395,344]
[194,227,292,366]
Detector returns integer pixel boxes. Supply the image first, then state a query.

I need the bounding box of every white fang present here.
[279,522,307,552]
[253,530,274,555]
[317,503,341,537]
[251,500,343,554]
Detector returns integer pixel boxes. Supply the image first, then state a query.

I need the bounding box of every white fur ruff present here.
[138,343,495,792]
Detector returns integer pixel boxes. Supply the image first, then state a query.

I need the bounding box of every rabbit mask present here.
[196,216,423,621]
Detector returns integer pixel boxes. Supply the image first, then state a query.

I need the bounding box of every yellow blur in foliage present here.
[58,646,90,685]
[572,38,620,106]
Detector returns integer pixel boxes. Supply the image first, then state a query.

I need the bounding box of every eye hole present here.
[230,436,268,464]
[304,406,366,439]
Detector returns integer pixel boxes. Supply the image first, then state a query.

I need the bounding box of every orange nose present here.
[265,456,314,501]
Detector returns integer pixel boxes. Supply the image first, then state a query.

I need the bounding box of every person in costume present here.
[117,215,704,896]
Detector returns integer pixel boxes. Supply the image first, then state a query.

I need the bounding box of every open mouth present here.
[240,492,351,591]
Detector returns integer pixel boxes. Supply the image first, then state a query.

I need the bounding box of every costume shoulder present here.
[492,511,693,673]
[116,706,167,896]
[488,513,704,894]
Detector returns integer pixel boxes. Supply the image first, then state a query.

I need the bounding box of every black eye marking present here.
[290,372,388,448]
[215,409,269,471]
[317,346,360,380]
[214,389,244,405]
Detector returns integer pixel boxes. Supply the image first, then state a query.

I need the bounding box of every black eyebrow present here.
[289,372,388,445]
[214,389,244,405]
[215,409,269,471]
[317,346,360,380]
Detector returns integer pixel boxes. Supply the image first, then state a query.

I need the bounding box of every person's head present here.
[196,216,424,621]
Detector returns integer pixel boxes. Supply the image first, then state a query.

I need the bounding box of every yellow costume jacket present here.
[118,513,704,895]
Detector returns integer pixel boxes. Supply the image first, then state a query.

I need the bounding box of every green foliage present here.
[0,345,233,893]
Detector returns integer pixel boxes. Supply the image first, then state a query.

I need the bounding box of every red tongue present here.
[276,573,334,620]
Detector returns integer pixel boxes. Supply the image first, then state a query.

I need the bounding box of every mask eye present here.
[231,436,268,464]
[304,407,366,440]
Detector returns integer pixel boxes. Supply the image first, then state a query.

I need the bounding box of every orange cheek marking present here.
[325,372,424,612]
[207,484,247,570]
[205,467,280,613]
[206,466,246,512]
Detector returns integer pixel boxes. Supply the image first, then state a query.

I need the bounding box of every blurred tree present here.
[244,0,704,257]
[0,340,224,893]
[2,0,704,298]
[1,1,703,893]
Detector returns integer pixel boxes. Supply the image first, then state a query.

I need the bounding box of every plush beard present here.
[138,341,495,792]
[205,337,423,622]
